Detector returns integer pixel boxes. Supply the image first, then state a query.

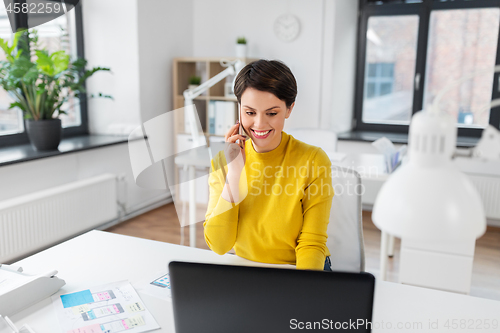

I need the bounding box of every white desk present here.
[5,231,500,333]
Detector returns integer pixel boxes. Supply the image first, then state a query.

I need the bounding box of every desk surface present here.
[7,231,500,333]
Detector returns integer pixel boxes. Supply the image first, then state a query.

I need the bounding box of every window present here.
[423,7,500,128]
[0,2,87,148]
[363,15,419,125]
[355,0,500,137]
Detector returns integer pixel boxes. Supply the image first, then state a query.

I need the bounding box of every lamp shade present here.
[372,163,486,241]
[372,110,486,241]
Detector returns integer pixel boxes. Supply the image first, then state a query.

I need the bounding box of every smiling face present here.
[240,87,294,153]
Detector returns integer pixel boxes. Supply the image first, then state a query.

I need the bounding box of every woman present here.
[203,59,334,271]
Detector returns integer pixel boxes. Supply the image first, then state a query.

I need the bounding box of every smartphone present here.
[150,273,170,289]
[238,103,248,148]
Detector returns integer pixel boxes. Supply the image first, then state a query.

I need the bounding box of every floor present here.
[105,203,500,301]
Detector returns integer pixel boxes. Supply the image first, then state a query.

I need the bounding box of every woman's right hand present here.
[224,121,247,174]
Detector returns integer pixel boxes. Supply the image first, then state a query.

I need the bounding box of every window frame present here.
[0,1,88,148]
[355,0,500,138]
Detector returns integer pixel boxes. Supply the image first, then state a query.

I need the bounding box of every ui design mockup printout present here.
[51,281,160,333]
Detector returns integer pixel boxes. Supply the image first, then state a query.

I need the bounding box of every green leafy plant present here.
[189,75,201,85]
[0,29,111,121]
[236,37,247,45]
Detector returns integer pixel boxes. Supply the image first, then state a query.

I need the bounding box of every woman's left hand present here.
[224,122,247,173]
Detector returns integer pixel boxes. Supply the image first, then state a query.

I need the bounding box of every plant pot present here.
[26,119,62,151]
[236,44,247,58]
[188,84,199,90]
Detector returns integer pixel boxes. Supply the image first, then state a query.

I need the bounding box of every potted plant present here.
[236,36,247,58]
[0,29,111,151]
[188,75,201,90]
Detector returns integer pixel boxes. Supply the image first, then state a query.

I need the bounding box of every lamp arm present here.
[183,60,243,100]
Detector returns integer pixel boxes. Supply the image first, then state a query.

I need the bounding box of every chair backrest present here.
[327,165,365,272]
[286,128,338,153]
[287,128,365,272]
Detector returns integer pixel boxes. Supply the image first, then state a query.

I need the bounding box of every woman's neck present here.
[251,133,282,153]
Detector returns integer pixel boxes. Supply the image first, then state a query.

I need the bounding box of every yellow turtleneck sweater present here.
[203,131,334,270]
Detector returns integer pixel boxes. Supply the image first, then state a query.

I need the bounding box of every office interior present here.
[0,0,500,329]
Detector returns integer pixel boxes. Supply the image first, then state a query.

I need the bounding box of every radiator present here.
[0,174,118,263]
[469,174,500,221]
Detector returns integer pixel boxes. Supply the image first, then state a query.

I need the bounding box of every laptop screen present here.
[169,261,375,333]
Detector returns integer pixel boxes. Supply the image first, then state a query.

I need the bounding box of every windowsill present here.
[337,130,480,148]
[0,134,130,168]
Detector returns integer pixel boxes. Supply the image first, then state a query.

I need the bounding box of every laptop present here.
[169,261,375,333]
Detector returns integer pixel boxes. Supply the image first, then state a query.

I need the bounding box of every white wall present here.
[137,0,193,123]
[82,0,142,135]
[137,0,194,184]
[193,0,324,130]
[328,0,358,133]
[82,0,195,186]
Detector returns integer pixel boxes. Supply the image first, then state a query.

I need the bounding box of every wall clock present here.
[274,14,300,42]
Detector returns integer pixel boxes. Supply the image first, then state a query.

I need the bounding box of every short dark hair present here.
[234,59,297,109]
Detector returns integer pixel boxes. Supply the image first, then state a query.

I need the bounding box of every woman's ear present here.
[285,102,295,119]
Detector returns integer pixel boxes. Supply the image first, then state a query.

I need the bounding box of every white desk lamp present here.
[372,66,500,293]
[179,59,245,247]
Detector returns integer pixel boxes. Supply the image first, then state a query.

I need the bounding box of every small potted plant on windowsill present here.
[236,36,247,58]
[0,29,111,151]
[188,75,201,90]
